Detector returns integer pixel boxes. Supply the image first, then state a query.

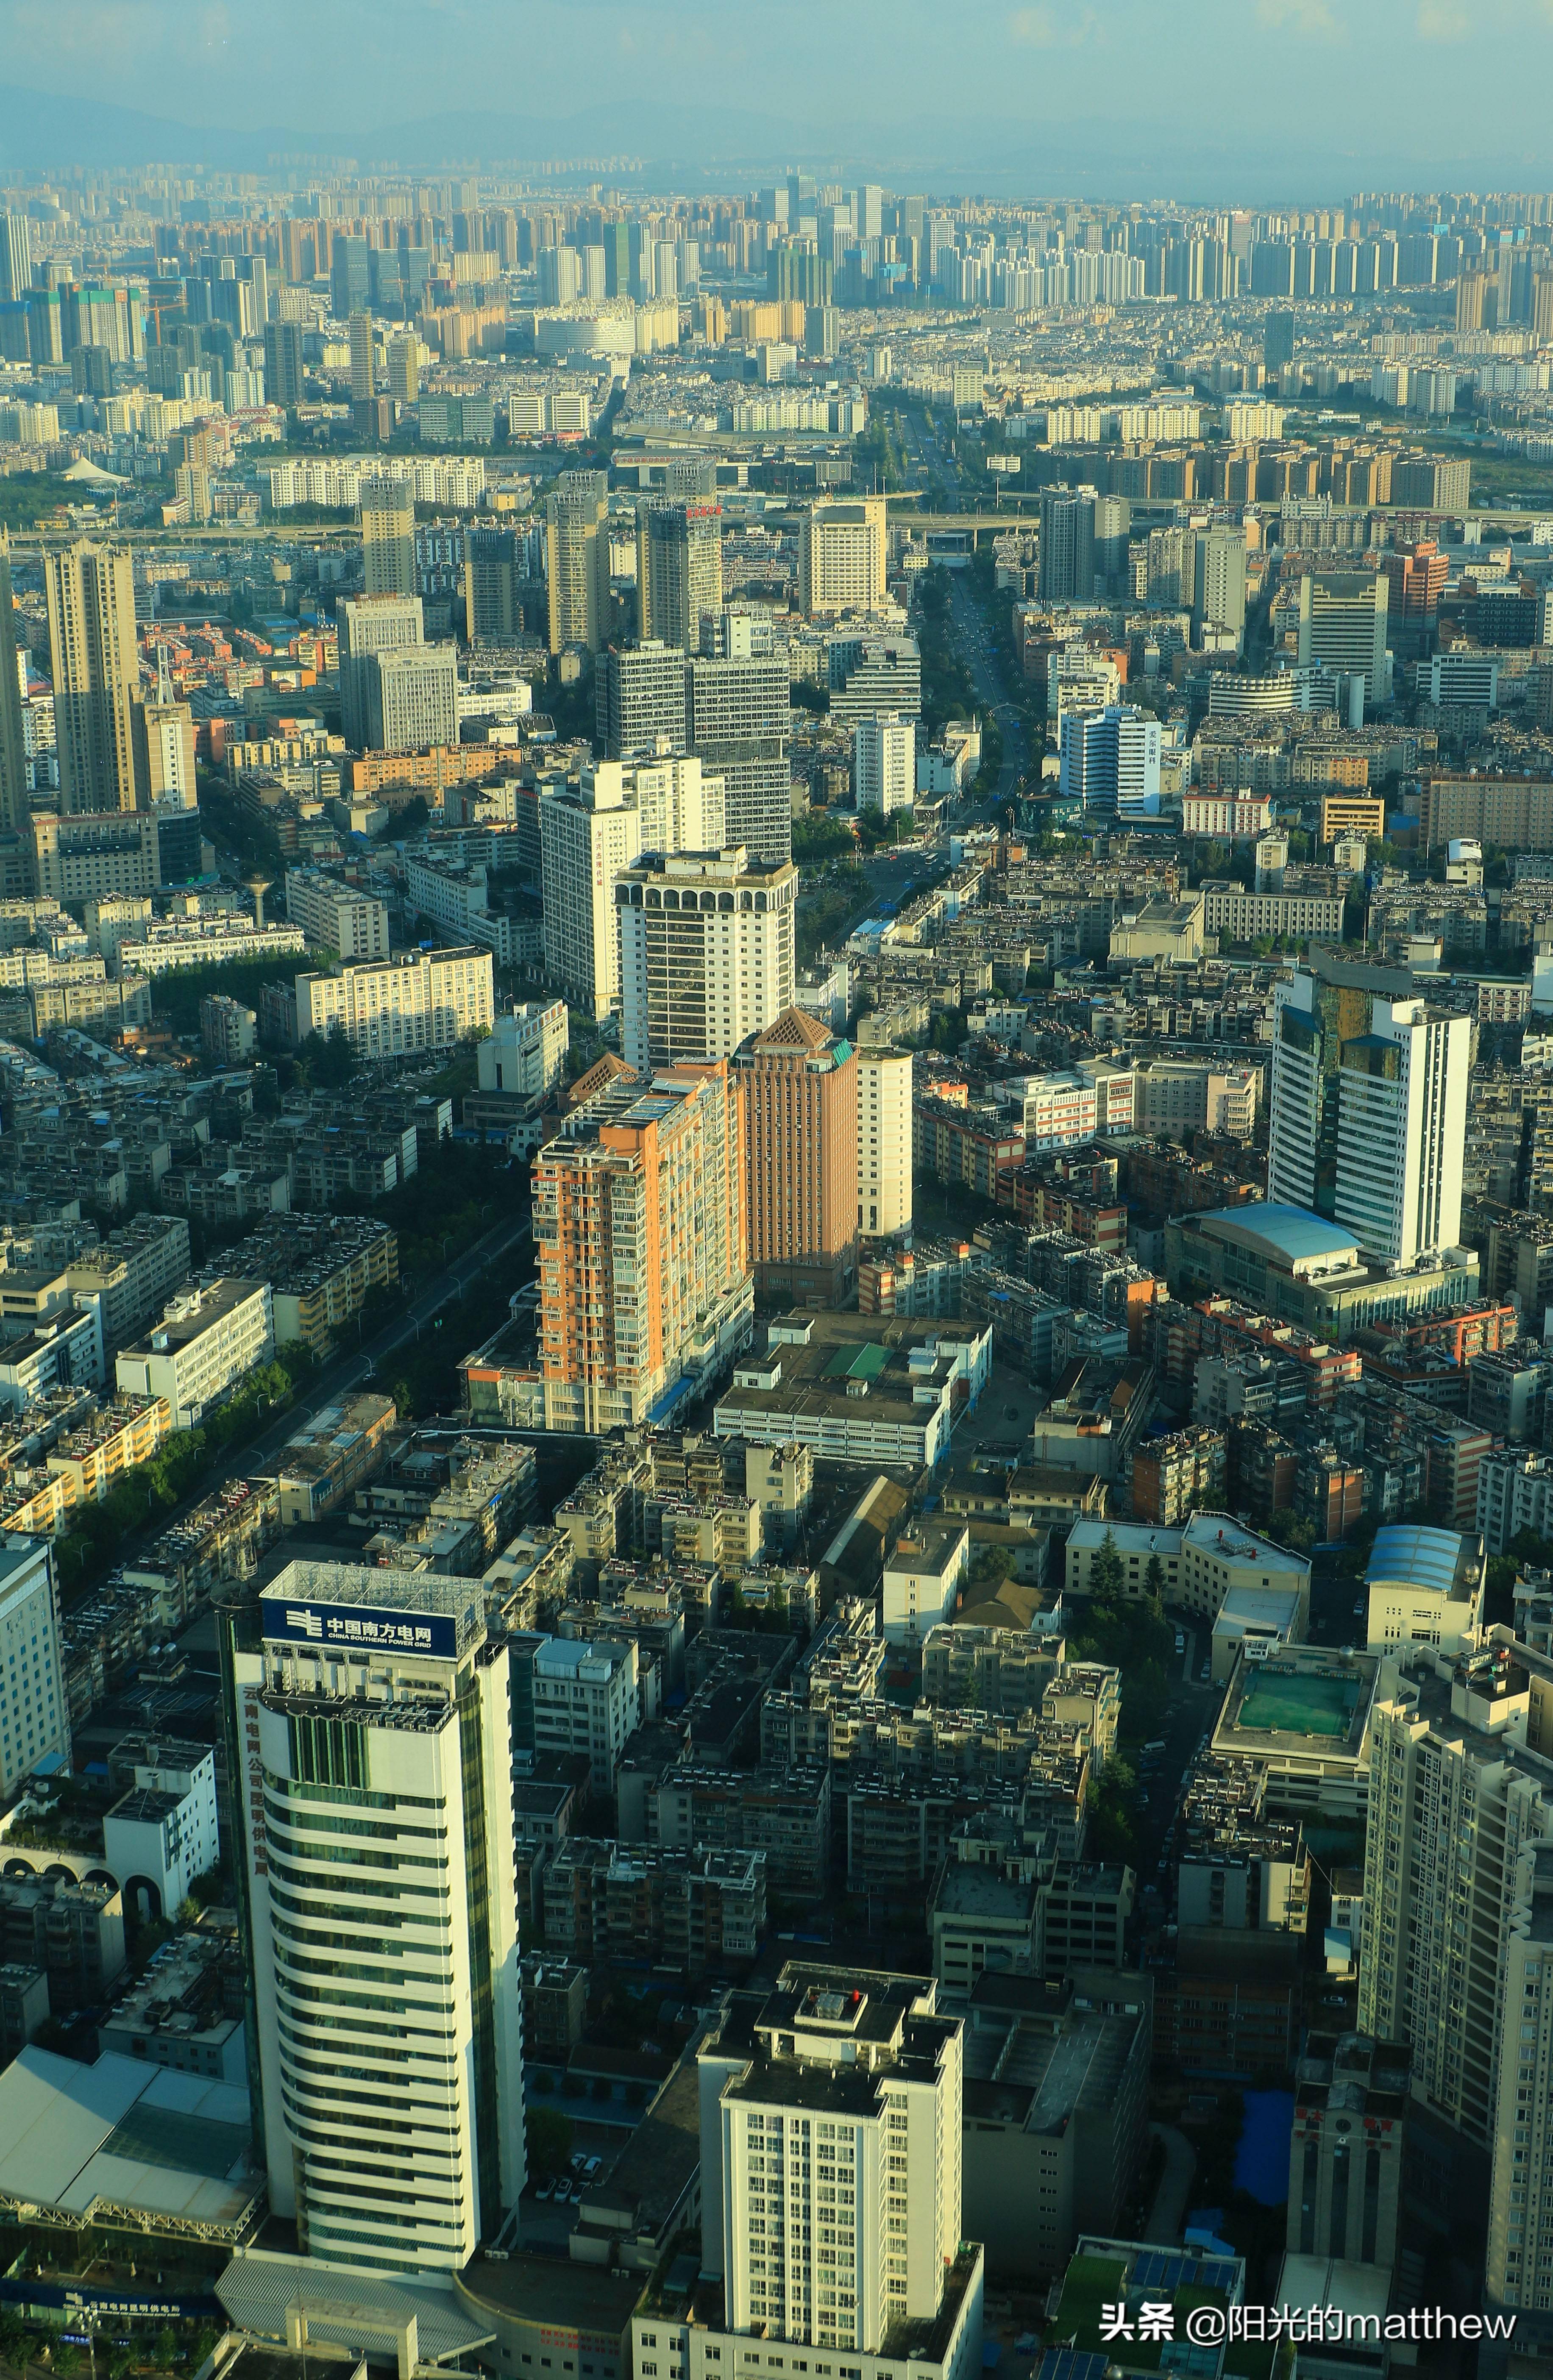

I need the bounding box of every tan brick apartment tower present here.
[736,1008,859,1307]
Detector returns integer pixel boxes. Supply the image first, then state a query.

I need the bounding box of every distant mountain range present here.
[1,83,1547,205]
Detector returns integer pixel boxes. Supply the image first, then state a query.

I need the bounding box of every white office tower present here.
[1058,703,1161,818]
[1333,995,1469,1266]
[539,762,643,1019]
[858,1048,913,1236]
[228,1565,524,2272]
[1487,1838,1553,2319]
[674,1964,981,2376]
[798,498,888,618]
[617,847,798,1073]
[854,714,915,814]
[1297,572,1390,710]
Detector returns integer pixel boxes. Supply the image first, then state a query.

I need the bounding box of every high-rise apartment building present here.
[295,945,494,1059]
[225,1563,524,2271]
[463,526,520,645]
[681,1964,978,2363]
[0,1538,68,1799]
[365,643,458,754]
[387,333,420,401]
[262,319,304,409]
[854,714,916,815]
[798,498,888,617]
[44,541,140,813]
[1297,572,1390,708]
[617,846,798,1073]
[284,867,391,960]
[0,216,31,309]
[598,640,689,758]
[546,470,610,655]
[1358,1639,1552,2181]
[530,1059,752,1432]
[858,1047,913,1237]
[1039,486,1097,601]
[627,751,725,854]
[131,697,198,809]
[0,541,27,837]
[1330,995,1469,1266]
[348,309,374,404]
[1193,528,1248,642]
[359,473,416,599]
[736,1009,859,1305]
[539,763,644,1019]
[686,652,792,864]
[637,501,723,648]
[1058,704,1161,817]
[337,592,424,748]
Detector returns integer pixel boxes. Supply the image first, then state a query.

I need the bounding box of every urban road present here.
[65,1205,533,1604]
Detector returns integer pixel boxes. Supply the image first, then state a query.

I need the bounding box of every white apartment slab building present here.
[646,1963,983,2380]
[854,715,915,815]
[858,1048,913,1237]
[295,945,494,1061]
[114,1278,273,1429]
[530,1634,643,1790]
[284,867,390,961]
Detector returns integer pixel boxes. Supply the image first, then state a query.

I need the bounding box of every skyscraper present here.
[735,1008,859,1305]
[224,1562,523,2272]
[1058,704,1161,818]
[539,762,643,1018]
[1269,952,1467,1260]
[1264,309,1296,373]
[545,470,610,655]
[597,639,689,759]
[686,652,792,864]
[262,319,304,409]
[365,645,458,754]
[131,689,198,809]
[637,500,723,649]
[0,539,28,837]
[359,473,416,599]
[617,846,798,1073]
[1297,572,1390,709]
[798,498,888,617]
[530,1060,752,1432]
[337,592,424,749]
[1039,485,1097,600]
[464,526,520,644]
[1332,993,1469,1266]
[43,541,140,814]
[1193,527,1248,642]
[330,236,370,320]
[0,215,31,308]
[348,310,374,404]
[387,332,419,401]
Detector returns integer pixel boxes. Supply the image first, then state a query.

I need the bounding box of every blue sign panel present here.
[260,1593,457,1658]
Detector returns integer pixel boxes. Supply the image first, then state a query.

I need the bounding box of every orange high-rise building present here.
[735,1009,859,1307]
[532,1060,751,1433]
[1381,539,1448,656]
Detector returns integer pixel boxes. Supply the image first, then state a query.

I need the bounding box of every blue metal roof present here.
[1202,1201,1357,1262]
[1367,1523,1468,1593]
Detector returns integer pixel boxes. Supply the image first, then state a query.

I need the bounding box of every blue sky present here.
[0,0,1547,192]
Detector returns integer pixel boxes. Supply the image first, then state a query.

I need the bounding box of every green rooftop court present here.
[822,1339,892,1381]
[1237,1662,1362,1739]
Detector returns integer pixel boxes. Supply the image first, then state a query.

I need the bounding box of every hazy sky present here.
[2,0,1550,190]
